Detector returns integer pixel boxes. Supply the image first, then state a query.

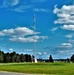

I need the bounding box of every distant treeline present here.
[0,50,33,63]
[0,50,74,63]
[0,50,54,63]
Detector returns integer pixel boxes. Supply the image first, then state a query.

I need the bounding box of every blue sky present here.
[0,0,74,59]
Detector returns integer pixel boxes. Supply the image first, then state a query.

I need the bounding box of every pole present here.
[33,14,37,63]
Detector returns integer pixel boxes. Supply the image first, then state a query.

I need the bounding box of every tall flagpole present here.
[33,14,37,63]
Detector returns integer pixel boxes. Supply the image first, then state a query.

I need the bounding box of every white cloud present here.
[12,5,31,12]
[0,0,49,13]
[58,50,70,54]
[61,25,74,31]
[53,4,74,31]
[58,50,65,54]
[0,0,32,13]
[24,49,33,52]
[60,43,73,48]
[9,35,48,42]
[65,34,73,38]
[0,27,35,37]
[0,32,5,36]
[9,48,13,51]
[38,52,42,55]
[3,0,19,7]
[51,27,58,32]
[1,29,14,36]
[53,5,74,17]
[0,27,48,42]
[54,18,74,24]
[34,8,49,12]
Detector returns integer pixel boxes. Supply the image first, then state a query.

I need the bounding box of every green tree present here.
[0,51,4,62]
[10,52,16,62]
[15,54,20,62]
[71,54,74,63]
[25,54,29,62]
[4,53,10,63]
[49,55,54,62]
[28,55,32,62]
[31,55,35,62]
[20,54,25,62]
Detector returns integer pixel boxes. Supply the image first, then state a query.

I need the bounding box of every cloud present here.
[38,52,42,55]
[56,42,73,52]
[0,27,48,42]
[69,39,74,43]
[3,0,19,7]
[0,0,49,13]
[9,48,13,51]
[9,36,48,42]
[18,49,33,52]
[0,0,32,13]
[53,43,73,54]
[33,8,49,13]
[53,4,74,31]
[58,50,70,54]
[44,42,73,56]
[53,4,74,24]
[47,43,72,54]
[51,27,58,32]
[65,34,73,38]
[0,27,34,37]
[60,43,73,48]
[11,5,31,12]
[61,25,74,31]
[24,49,33,52]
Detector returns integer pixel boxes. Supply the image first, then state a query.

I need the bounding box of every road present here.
[0,71,39,75]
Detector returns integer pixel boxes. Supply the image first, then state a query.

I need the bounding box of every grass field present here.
[0,62,74,75]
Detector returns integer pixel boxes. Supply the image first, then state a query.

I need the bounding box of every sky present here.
[0,0,74,59]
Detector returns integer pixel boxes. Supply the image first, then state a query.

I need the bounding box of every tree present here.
[0,51,4,62]
[10,52,16,62]
[25,54,29,62]
[67,58,70,63]
[71,54,74,63]
[4,53,10,63]
[20,54,25,62]
[31,55,35,62]
[28,55,32,62]
[49,55,54,62]
[25,54,32,62]
[15,54,20,62]
[0,50,32,63]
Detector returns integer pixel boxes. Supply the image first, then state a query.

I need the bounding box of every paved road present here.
[0,71,38,75]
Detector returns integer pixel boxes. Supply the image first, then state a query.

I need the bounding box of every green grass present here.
[0,62,74,75]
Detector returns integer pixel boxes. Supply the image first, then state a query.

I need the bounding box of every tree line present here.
[0,50,34,63]
[0,50,74,63]
[0,50,54,63]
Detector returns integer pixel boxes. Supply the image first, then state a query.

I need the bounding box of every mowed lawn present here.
[0,62,74,75]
